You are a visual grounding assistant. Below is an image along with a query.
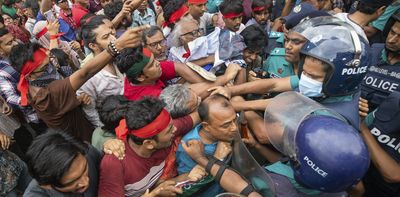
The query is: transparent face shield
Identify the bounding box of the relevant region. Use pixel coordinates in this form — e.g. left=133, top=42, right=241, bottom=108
left=293, top=16, right=363, bottom=67
left=263, top=91, right=347, bottom=159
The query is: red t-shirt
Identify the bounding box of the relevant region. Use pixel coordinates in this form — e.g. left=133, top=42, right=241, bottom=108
left=124, top=61, right=176, bottom=101
left=71, top=4, right=89, bottom=28
left=98, top=116, right=193, bottom=197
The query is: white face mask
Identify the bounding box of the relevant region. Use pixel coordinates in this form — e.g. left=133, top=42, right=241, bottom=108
left=299, top=72, right=324, bottom=97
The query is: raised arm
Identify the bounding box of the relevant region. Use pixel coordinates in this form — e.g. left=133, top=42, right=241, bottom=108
left=69, top=26, right=149, bottom=91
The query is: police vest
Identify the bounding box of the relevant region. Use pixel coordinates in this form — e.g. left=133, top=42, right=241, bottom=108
left=361, top=44, right=400, bottom=111
left=363, top=91, right=400, bottom=197
left=322, top=91, right=361, bottom=130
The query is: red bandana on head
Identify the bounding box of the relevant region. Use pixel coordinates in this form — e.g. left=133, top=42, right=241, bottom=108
left=115, top=109, right=171, bottom=140
left=163, top=4, right=189, bottom=27
left=188, top=0, right=207, bottom=4
left=17, top=48, right=48, bottom=106
left=222, top=12, right=243, bottom=19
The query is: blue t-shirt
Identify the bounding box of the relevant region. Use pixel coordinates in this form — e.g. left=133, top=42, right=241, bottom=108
left=176, top=124, right=218, bottom=174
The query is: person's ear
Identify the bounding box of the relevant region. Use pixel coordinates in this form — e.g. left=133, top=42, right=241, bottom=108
left=88, top=43, right=99, bottom=52
left=0, top=48, right=5, bottom=57
left=143, top=139, right=155, bottom=150
left=136, top=73, right=146, bottom=82
left=201, top=121, right=210, bottom=132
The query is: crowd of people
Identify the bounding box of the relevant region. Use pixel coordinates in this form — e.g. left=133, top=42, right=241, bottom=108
left=0, top=0, right=399, bottom=196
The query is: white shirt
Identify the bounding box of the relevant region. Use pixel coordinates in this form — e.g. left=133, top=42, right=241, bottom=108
left=168, top=29, right=220, bottom=63
left=77, top=65, right=124, bottom=127
left=334, top=13, right=368, bottom=42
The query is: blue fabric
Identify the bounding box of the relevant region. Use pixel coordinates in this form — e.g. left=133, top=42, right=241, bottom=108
left=35, top=13, right=76, bottom=42
left=176, top=124, right=222, bottom=197
left=176, top=124, right=218, bottom=174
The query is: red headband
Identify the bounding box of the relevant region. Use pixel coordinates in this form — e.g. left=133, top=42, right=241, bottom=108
left=163, top=4, right=189, bottom=27
left=36, top=27, right=48, bottom=39
left=17, top=49, right=47, bottom=106
left=222, top=12, right=243, bottom=19
left=188, top=0, right=207, bottom=4
left=252, top=6, right=265, bottom=12
left=115, top=109, right=171, bottom=140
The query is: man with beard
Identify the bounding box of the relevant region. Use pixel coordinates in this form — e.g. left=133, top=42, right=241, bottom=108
left=77, top=15, right=126, bottom=128
left=361, top=10, right=400, bottom=113
left=142, top=26, right=168, bottom=61
left=98, top=97, right=204, bottom=197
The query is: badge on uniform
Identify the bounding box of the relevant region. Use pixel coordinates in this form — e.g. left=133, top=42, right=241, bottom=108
left=293, top=4, right=302, bottom=13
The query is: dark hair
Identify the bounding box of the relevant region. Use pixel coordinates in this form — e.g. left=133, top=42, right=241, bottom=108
left=115, top=47, right=144, bottom=84
left=78, top=14, right=108, bottom=49
left=0, top=27, right=9, bottom=38
left=162, top=0, right=186, bottom=28
left=104, top=0, right=123, bottom=20
left=0, top=14, right=4, bottom=24
left=383, top=9, right=400, bottom=39
left=10, top=42, right=43, bottom=72
left=126, top=97, right=166, bottom=145
left=241, top=24, right=268, bottom=51
left=25, top=131, right=87, bottom=186
left=142, top=25, right=163, bottom=45
left=252, top=0, right=272, bottom=13
left=198, top=94, right=230, bottom=122
left=219, top=0, right=244, bottom=15
left=98, top=95, right=130, bottom=132
left=356, top=1, right=392, bottom=15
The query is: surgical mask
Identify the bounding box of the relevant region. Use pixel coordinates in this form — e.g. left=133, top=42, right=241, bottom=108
left=299, top=72, right=323, bottom=98
left=29, top=63, right=62, bottom=87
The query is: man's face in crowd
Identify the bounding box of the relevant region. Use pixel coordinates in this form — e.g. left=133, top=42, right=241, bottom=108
left=57, top=0, right=70, bottom=11
left=308, top=0, right=330, bottom=10
left=90, top=19, right=116, bottom=53
left=203, top=103, right=238, bottom=142
left=138, top=0, right=148, bottom=12
left=285, top=31, right=307, bottom=63
left=179, top=21, right=202, bottom=47
left=153, top=120, right=177, bottom=149
left=100, top=0, right=112, bottom=7
left=139, top=54, right=163, bottom=83
left=24, top=7, right=35, bottom=18
left=252, top=9, right=269, bottom=25
left=188, top=2, right=207, bottom=19
left=2, top=14, right=13, bottom=26
left=224, top=15, right=242, bottom=32
left=386, top=21, right=400, bottom=53
left=145, top=30, right=167, bottom=61
left=243, top=48, right=261, bottom=65
left=0, top=33, right=18, bottom=57
left=28, top=52, right=51, bottom=81
left=301, top=56, right=327, bottom=82
left=52, top=154, right=90, bottom=193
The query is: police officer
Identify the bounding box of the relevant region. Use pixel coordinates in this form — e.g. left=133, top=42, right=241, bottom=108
left=361, top=10, right=400, bottom=112
left=209, top=16, right=371, bottom=143
left=263, top=3, right=330, bottom=79
left=360, top=91, right=400, bottom=197
left=258, top=92, right=370, bottom=196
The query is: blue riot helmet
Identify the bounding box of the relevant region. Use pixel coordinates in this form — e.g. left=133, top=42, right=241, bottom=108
left=294, top=115, right=370, bottom=192
left=293, top=16, right=371, bottom=97
left=264, top=91, right=370, bottom=192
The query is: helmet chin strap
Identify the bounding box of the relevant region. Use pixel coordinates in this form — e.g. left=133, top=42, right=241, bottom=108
left=349, top=30, right=362, bottom=67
